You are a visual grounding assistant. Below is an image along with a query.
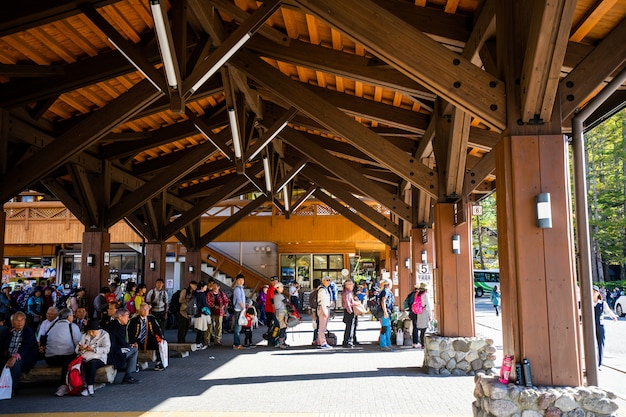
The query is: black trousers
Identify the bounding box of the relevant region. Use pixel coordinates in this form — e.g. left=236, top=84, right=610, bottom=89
left=343, top=312, right=358, bottom=345
left=83, top=359, right=106, bottom=385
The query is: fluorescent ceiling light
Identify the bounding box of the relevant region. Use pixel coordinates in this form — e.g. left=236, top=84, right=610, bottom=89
left=248, top=120, right=288, bottom=161
left=263, top=156, right=272, bottom=193
left=228, top=108, right=242, bottom=159
left=283, top=188, right=290, bottom=213
left=150, top=0, right=178, bottom=89
left=107, top=37, right=161, bottom=91
left=276, top=163, right=306, bottom=193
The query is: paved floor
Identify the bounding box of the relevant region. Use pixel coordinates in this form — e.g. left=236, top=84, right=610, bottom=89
left=3, top=312, right=625, bottom=417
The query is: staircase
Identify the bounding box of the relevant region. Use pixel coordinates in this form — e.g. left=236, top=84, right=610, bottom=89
left=201, top=246, right=271, bottom=292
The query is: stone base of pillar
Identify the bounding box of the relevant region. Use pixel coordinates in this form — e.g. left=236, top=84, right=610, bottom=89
left=423, top=335, right=497, bottom=376
left=473, top=374, right=619, bottom=417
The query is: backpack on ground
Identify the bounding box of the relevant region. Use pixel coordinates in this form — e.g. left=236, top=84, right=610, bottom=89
left=65, top=355, right=85, bottom=395
left=325, top=331, right=337, bottom=346
left=169, top=290, right=181, bottom=315
left=411, top=293, right=424, bottom=315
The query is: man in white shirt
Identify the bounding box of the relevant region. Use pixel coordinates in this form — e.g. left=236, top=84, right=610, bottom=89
left=37, top=306, right=59, bottom=346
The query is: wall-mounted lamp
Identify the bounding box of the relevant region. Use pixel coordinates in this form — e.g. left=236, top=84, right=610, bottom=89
left=452, top=234, right=461, bottom=255
left=188, top=265, right=194, bottom=273
left=421, top=250, right=427, bottom=265
left=86, top=253, right=95, bottom=266
left=536, top=192, right=552, bottom=229
left=103, top=252, right=110, bottom=266
left=404, top=258, right=411, bottom=269
left=266, top=246, right=271, bottom=253
left=149, top=261, right=156, bottom=271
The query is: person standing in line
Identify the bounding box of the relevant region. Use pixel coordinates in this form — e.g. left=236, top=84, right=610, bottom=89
left=264, top=276, right=279, bottom=347
left=273, top=282, right=289, bottom=349
left=593, top=285, right=618, bottom=369
left=232, top=274, right=246, bottom=350
left=256, top=285, right=268, bottom=326
left=491, top=285, right=501, bottom=317
left=146, top=278, right=168, bottom=333
left=310, top=279, right=322, bottom=346
left=207, top=280, right=229, bottom=346
left=342, top=279, right=359, bottom=347
left=414, top=283, right=431, bottom=349
left=378, top=279, right=394, bottom=351
left=193, top=282, right=210, bottom=350
left=177, top=281, right=198, bottom=343
left=316, top=276, right=333, bottom=349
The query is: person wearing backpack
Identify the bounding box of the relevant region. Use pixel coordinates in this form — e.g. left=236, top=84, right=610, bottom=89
left=177, top=281, right=198, bottom=343
left=403, top=284, right=420, bottom=348
left=413, top=282, right=431, bottom=349
left=123, top=282, right=137, bottom=314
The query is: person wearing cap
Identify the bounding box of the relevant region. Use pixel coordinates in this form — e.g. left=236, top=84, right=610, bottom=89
left=74, top=319, right=111, bottom=396
left=593, top=285, right=618, bottom=369
left=264, top=276, right=279, bottom=347
left=378, top=279, right=395, bottom=351
left=273, top=282, right=289, bottom=349
left=0, top=284, right=13, bottom=320
left=317, top=276, right=333, bottom=349
left=341, top=279, right=359, bottom=348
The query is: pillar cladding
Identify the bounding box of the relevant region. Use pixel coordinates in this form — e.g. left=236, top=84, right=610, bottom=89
left=184, top=250, right=202, bottom=285
left=81, top=230, right=111, bottom=315
left=144, top=242, right=165, bottom=290
left=398, top=240, right=412, bottom=309
left=433, top=203, right=475, bottom=337
left=495, top=135, right=581, bottom=386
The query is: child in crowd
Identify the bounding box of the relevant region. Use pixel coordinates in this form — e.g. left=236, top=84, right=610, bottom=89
left=243, top=307, right=256, bottom=347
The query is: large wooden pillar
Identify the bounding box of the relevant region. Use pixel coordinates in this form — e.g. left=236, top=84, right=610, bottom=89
left=433, top=203, right=474, bottom=337
left=185, top=250, right=202, bottom=284
left=144, top=242, right=165, bottom=290
left=397, top=239, right=412, bottom=309
left=81, top=230, right=111, bottom=313
left=495, top=135, right=581, bottom=386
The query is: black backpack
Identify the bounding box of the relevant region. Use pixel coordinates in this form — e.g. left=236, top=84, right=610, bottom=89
left=309, top=288, right=319, bottom=309
left=169, top=290, right=181, bottom=315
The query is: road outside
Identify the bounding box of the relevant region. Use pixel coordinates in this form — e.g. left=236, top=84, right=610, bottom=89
left=473, top=295, right=626, bottom=401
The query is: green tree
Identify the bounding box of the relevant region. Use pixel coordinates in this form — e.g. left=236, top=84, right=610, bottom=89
left=472, top=192, right=498, bottom=270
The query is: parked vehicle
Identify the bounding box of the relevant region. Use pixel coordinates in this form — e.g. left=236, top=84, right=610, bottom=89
left=474, top=269, right=500, bottom=297
left=614, top=295, right=626, bottom=317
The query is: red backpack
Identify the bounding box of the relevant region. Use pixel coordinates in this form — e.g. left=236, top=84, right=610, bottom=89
left=66, top=355, right=85, bottom=395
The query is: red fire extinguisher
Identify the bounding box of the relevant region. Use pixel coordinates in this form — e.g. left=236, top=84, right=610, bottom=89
left=499, top=354, right=514, bottom=384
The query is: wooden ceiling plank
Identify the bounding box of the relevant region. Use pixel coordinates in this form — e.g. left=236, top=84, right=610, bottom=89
left=560, top=18, right=626, bottom=120
left=53, top=21, right=99, bottom=57
left=278, top=126, right=414, bottom=223
left=0, top=0, right=122, bottom=37
left=199, top=194, right=270, bottom=246
left=105, top=140, right=221, bottom=227
left=303, top=166, right=401, bottom=238
left=0, top=79, right=162, bottom=202
left=520, top=0, right=576, bottom=122
left=569, top=0, right=618, bottom=42
left=231, top=50, right=438, bottom=200
left=314, top=189, right=392, bottom=245
left=188, top=0, right=225, bottom=44
left=101, top=4, right=141, bottom=43
left=246, top=36, right=435, bottom=102
left=2, top=35, right=52, bottom=65
left=162, top=172, right=252, bottom=239
left=293, top=0, right=506, bottom=131
left=28, top=27, right=76, bottom=63
left=80, top=3, right=167, bottom=93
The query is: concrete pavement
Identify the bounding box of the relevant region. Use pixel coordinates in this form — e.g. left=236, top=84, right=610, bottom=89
left=3, top=310, right=624, bottom=417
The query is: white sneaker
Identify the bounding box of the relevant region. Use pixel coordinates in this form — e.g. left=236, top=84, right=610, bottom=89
left=55, top=385, right=69, bottom=397
left=196, top=343, right=207, bottom=350
left=87, top=385, right=95, bottom=395
left=80, top=388, right=89, bottom=397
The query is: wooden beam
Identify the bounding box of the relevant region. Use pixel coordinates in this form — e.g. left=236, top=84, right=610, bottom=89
left=162, top=172, right=253, bottom=240
left=0, top=80, right=162, bottom=202
left=444, top=107, right=471, bottom=197
left=302, top=166, right=401, bottom=238
left=292, top=0, right=506, bottom=131
left=69, top=164, right=100, bottom=226
left=278, top=127, right=414, bottom=223
left=560, top=18, right=626, bottom=120
left=314, top=189, right=392, bottom=245
left=519, top=0, right=576, bottom=122
left=199, top=195, right=270, bottom=246
left=41, top=178, right=89, bottom=225
left=231, top=50, right=438, bottom=200
left=569, top=0, right=618, bottom=42
left=105, top=141, right=221, bottom=227
left=463, top=149, right=495, bottom=196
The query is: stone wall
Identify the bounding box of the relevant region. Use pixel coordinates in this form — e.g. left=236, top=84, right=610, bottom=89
left=423, top=335, right=497, bottom=376
left=473, top=374, right=619, bottom=417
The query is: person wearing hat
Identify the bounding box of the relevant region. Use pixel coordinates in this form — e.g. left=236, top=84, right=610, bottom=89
left=264, top=276, right=280, bottom=347
left=593, top=285, right=618, bottom=369
left=273, top=282, right=289, bottom=349
left=316, top=276, right=333, bottom=349
left=74, top=319, right=111, bottom=396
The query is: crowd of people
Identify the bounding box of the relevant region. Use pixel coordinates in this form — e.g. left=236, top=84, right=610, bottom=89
left=1, top=273, right=439, bottom=399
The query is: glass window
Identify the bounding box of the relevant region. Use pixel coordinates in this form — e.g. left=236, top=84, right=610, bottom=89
left=329, top=255, right=343, bottom=269
left=313, top=255, right=327, bottom=269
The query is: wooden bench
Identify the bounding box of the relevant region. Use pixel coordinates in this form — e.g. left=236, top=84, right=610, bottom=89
left=21, top=363, right=117, bottom=384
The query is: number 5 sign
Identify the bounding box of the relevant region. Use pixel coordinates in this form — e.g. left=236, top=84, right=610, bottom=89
left=417, top=264, right=430, bottom=274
